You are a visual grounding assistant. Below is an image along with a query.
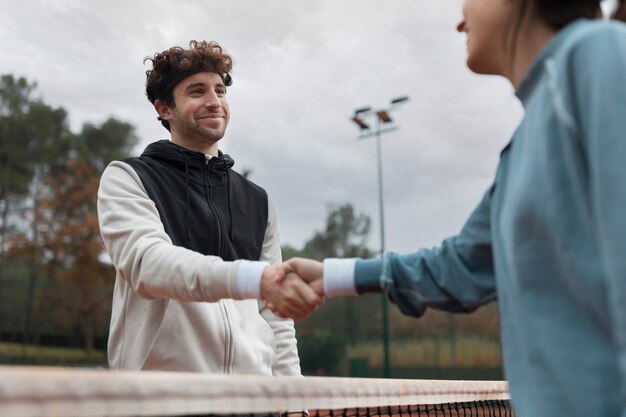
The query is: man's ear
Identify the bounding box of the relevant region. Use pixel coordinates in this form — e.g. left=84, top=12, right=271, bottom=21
left=154, top=99, right=172, bottom=121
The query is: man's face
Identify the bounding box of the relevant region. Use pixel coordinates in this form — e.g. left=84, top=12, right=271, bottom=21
left=161, top=71, right=230, bottom=151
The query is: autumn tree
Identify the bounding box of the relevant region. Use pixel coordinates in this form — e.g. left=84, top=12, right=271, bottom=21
left=29, top=117, right=138, bottom=354
left=2, top=73, right=138, bottom=353
left=0, top=74, right=71, bottom=342
left=38, top=160, right=112, bottom=356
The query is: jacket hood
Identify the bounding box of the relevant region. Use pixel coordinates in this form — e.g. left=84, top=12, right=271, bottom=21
left=139, top=139, right=237, bottom=240
left=141, top=139, right=235, bottom=171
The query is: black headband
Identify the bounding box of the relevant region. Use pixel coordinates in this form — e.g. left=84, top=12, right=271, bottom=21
left=156, top=70, right=232, bottom=103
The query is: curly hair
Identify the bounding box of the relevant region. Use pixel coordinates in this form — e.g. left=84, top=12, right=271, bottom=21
left=144, top=40, right=233, bottom=131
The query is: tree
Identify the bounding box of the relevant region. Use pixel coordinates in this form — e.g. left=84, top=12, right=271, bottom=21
left=297, top=330, right=347, bottom=375
left=75, top=118, right=138, bottom=173
left=280, top=244, right=301, bottom=261
left=1, top=73, right=139, bottom=352
left=0, top=74, right=71, bottom=224
left=0, top=74, right=72, bottom=342
left=37, top=160, right=114, bottom=356
left=29, top=118, right=138, bottom=353
left=286, top=202, right=503, bottom=373
left=283, top=203, right=375, bottom=373
left=298, top=203, right=373, bottom=261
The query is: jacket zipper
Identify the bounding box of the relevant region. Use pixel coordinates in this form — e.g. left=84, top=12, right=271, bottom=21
left=204, top=161, right=233, bottom=372
left=204, top=162, right=225, bottom=255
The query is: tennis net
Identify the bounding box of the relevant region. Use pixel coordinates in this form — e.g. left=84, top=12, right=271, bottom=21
left=0, top=366, right=514, bottom=417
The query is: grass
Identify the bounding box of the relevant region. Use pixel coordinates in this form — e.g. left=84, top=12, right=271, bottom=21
left=0, top=336, right=502, bottom=369
left=0, top=342, right=107, bottom=367
left=346, top=336, right=503, bottom=368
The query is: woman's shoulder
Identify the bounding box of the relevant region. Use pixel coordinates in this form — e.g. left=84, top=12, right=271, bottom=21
left=563, top=18, right=626, bottom=50
left=548, top=18, right=626, bottom=78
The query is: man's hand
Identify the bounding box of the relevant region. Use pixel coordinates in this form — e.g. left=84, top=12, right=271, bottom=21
left=261, top=258, right=325, bottom=320
left=283, top=257, right=323, bottom=296
left=260, top=263, right=323, bottom=321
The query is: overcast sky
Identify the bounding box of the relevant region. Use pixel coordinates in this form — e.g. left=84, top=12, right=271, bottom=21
left=1, top=0, right=529, bottom=254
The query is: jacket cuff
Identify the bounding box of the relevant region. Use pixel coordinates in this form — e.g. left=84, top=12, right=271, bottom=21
left=322, top=258, right=358, bottom=297
left=354, top=258, right=385, bottom=294
left=236, top=260, right=269, bottom=299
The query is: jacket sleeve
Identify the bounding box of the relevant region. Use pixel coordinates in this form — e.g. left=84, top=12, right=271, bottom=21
left=355, top=186, right=498, bottom=318
left=97, top=161, right=246, bottom=302
left=573, top=26, right=626, bottom=416
left=257, top=197, right=302, bottom=376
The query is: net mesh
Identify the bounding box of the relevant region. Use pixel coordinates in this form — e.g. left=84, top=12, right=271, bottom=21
left=308, top=402, right=514, bottom=417
left=0, top=366, right=515, bottom=417
left=204, top=402, right=515, bottom=417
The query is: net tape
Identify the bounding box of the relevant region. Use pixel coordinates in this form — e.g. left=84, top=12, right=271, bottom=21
left=0, top=366, right=514, bottom=417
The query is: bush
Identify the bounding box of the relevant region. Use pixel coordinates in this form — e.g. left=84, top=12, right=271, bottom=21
left=297, top=331, right=347, bottom=376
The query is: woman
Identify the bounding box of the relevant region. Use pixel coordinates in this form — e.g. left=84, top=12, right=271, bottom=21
left=273, top=1, right=626, bottom=416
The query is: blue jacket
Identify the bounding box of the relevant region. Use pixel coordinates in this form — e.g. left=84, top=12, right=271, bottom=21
left=354, top=19, right=626, bottom=417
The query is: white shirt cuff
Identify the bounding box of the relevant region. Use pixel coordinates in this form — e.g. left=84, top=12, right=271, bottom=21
left=236, top=260, right=269, bottom=299
left=323, top=258, right=358, bottom=297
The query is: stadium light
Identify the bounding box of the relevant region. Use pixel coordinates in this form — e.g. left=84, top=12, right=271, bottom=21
left=348, top=96, right=409, bottom=379
left=376, top=110, right=392, bottom=123
left=391, top=96, right=409, bottom=105
left=351, top=115, right=370, bottom=130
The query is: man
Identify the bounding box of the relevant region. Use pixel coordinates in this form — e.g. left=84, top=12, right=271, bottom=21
left=97, top=40, right=321, bottom=374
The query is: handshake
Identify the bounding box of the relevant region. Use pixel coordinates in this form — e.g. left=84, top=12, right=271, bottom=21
left=260, top=257, right=325, bottom=321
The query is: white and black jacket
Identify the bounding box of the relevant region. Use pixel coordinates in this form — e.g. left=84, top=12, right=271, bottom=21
left=97, top=139, right=300, bottom=375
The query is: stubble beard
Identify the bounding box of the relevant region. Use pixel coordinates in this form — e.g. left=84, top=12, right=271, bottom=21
left=174, top=110, right=227, bottom=149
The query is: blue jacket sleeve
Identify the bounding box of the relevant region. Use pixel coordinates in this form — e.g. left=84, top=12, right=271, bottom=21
left=355, top=185, right=497, bottom=317
left=573, top=23, right=626, bottom=416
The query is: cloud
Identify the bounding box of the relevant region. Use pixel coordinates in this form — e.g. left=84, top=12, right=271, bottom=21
left=0, top=0, right=523, bottom=253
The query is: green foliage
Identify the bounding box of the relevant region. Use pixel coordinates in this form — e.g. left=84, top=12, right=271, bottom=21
left=347, top=335, right=503, bottom=368
left=283, top=203, right=374, bottom=260
left=0, top=73, right=139, bottom=355
left=0, top=73, right=72, bottom=250
left=0, top=74, right=71, bottom=202
left=0, top=342, right=106, bottom=366
left=285, top=203, right=375, bottom=373
left=285, top=202, right=503, bottom=375
left=280, top=244, right=301, bottom=261
left=297, top=331, right=347, bottom=376
left=302, top=203, right=373, bottom=260
left=0, top=261, right=30, bottom=336
left=76, top=118, right=138, bottom=173
left=0, top=73, right=504, bottom=371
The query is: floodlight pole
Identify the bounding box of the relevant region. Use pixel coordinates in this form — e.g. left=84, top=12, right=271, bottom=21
left=374, top=115, right=391, bottom=380
left=350, top=96, right=408, bottom=379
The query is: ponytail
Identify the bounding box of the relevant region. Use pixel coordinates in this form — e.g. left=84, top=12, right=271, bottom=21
left=613, top=0, right=626, bottom=22
left=532, top=1, right=601, bottom=30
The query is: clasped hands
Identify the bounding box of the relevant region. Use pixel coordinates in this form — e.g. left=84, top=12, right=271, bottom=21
left=260, top=257, right=324, bottom=320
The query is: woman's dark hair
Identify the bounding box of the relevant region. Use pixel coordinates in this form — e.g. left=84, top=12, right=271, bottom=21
left=532, top=0, right=601, bottom=30
left=614, top=1, right=626, bottom=20
left=507, top=0, right=625, bottom=73
left=144, top=40, right=233, bottom=131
